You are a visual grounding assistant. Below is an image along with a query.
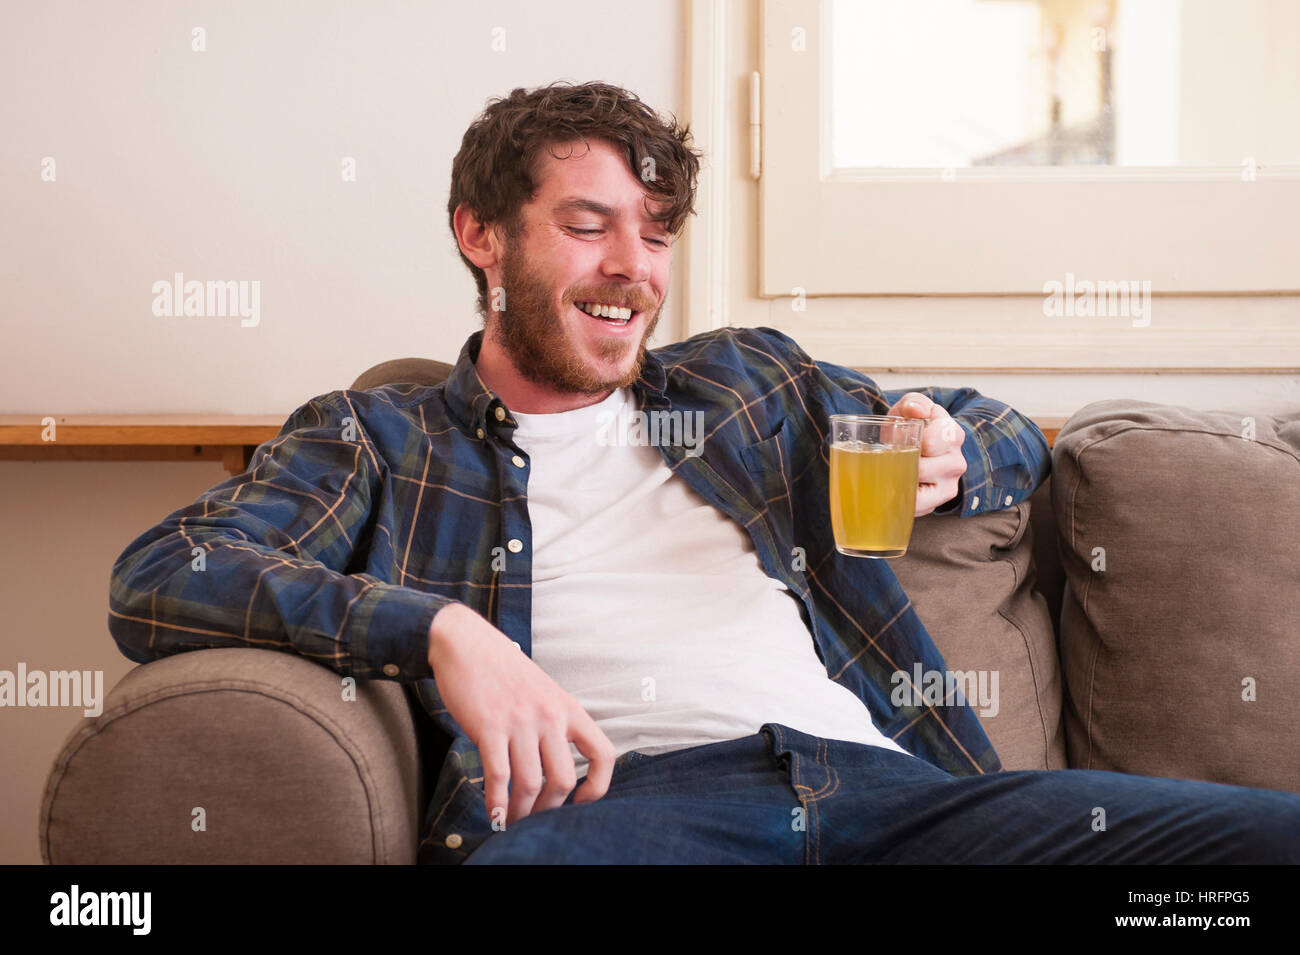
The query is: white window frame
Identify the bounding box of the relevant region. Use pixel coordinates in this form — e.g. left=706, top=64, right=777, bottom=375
left=679, top=0, right=1300, bottom=371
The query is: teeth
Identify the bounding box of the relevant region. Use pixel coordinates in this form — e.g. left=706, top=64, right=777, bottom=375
left=577, top=301, right=633, bottom=323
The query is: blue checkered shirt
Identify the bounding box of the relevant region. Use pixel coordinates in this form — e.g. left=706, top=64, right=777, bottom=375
left=109, top=325, right=1052, bottom=863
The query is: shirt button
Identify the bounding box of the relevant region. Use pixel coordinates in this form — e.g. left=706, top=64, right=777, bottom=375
left=1004, top=494, right=1013, bottom=506
left=382, top=663, right=399, bottom=677
left=475, top=428, right=484, bottom=439
left=972, top=495, right=980, bottom=510
left=507, top=538, right=523, bottom=553
left=511, top=454, right=525, bottom=468
left=494, top=406, right=506, bottom=421
left=444, top=833, right=463, bottom=849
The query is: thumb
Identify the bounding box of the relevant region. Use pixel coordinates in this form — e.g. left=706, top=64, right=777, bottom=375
left=896, top=394, right=933, bottom=418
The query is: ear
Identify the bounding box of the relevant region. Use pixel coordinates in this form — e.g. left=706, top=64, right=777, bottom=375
left=453, top=204, right=506, bottom=271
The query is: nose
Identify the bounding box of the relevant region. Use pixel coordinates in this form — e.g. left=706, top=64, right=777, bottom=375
left=601, top=225, right=652, bottom=286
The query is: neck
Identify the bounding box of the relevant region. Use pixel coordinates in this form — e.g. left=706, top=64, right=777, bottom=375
left=474, top=333, right=614, bottom=414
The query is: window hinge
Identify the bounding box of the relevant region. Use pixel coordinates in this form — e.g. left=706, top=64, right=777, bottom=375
left=749, top=71, right=761, bottom=180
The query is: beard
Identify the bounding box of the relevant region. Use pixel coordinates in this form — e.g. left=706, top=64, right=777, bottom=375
left=486, top=232, right=662, bottom=396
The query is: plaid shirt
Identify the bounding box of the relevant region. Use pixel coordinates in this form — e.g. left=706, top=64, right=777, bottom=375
left=109, top=325, right=1051, bottom=864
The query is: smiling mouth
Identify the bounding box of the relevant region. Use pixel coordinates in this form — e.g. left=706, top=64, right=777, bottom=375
left=573, top=300, right=642, bottom=329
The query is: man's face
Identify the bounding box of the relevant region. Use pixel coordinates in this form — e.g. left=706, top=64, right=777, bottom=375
left=486, top=138, right=671, bottom=396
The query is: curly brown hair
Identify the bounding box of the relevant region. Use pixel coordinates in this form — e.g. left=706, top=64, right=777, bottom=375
left=447, top=81, right=704, bottom=319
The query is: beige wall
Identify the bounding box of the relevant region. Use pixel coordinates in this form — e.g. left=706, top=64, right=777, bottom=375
left=0, top=1, right=686, bottom=413
left=0, top=0, right=683, bottom=865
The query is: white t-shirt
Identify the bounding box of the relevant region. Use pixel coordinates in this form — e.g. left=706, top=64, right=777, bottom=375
left=508, top=386, right=912, bottom=779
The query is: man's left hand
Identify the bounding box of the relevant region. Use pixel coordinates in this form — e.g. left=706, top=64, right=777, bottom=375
left=884, top=393, right=967, bottom=517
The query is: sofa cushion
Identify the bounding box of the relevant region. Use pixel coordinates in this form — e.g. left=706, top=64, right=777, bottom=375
left=891, top=494, right=1067, bottom=771
left=1052, top=399, right=1300, bottom=793
left=351, top=357, right=452, bottom=391
left=1028, top=477, right=1067, bottom=639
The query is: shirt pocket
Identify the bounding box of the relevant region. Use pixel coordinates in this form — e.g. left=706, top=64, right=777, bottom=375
left=738, top=418, right=796, bottom=532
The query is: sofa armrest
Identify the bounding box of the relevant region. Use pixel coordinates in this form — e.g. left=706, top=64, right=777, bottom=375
left=40, top=647, right=422, bottom=864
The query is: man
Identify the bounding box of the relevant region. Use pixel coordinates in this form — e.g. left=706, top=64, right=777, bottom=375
left=110, top=81, right=1300, bottom=864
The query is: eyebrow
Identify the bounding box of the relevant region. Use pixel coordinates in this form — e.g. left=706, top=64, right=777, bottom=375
left=553, top=196, right=671, bottom=230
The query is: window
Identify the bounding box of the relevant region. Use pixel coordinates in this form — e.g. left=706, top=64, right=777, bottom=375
left=759, top=0, right=1300, bottom=296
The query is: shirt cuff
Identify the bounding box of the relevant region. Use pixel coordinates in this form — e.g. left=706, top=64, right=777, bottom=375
left=347, top=582, right=458, bottom=681
left=930, top=417, right=1002, bottom=517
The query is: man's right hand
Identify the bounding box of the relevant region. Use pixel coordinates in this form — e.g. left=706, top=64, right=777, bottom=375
left=426, top=602, right=617, bottom=827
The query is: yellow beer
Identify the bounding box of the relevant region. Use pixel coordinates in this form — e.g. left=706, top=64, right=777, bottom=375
left=829, top=441, right=920, bottom=558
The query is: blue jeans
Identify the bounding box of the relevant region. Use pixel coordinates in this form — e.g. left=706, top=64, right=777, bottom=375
left=464, top=722, right=1300, bottom=864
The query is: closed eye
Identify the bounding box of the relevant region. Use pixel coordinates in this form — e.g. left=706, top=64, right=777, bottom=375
left=568, top=228, right=669, bottom=248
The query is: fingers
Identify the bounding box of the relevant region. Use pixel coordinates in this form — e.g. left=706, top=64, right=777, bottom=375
left=917, top=449, right=965, bottom=504
left=915, top=481, right=956, bottom=516
left=887, top=394, right=958, bottom=451
left=569, top=717, right=616, bottom=806
left=888, top=392, right=933, bottom=419
left=479, top=732, right=511, bottom=829
left=879, top=394, right=966, bottom=516
left=887, top=395, right=962, bottom=448
left=917, top=443, right=967, bottom=483
left=534, top=727, right=579, bottom=814
left=506, top=733, right=545, bottom=825
left=916, top=444, right=965, bottom=515
left=921, top=415, right=964, bottom=457
left=486, top=715, right=595, bottom=827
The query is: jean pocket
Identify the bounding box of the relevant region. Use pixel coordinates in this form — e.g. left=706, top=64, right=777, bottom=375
left=616, top=750, right=653, bottom=771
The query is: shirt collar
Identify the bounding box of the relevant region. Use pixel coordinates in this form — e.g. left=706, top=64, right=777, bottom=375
left=443, top=329, right=670, bottom=440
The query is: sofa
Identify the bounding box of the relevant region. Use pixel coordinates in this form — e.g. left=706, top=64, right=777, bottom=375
left=39, top=358, right=1300, bottom=863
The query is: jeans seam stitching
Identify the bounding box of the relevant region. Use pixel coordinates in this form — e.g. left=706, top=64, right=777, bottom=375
left=804, top=737, right=837, bottom=800
left=772, top=724, right=815, bottom=865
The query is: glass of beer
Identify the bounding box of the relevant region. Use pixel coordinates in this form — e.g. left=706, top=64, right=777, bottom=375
left=829, top=414, right=925, bottom=558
